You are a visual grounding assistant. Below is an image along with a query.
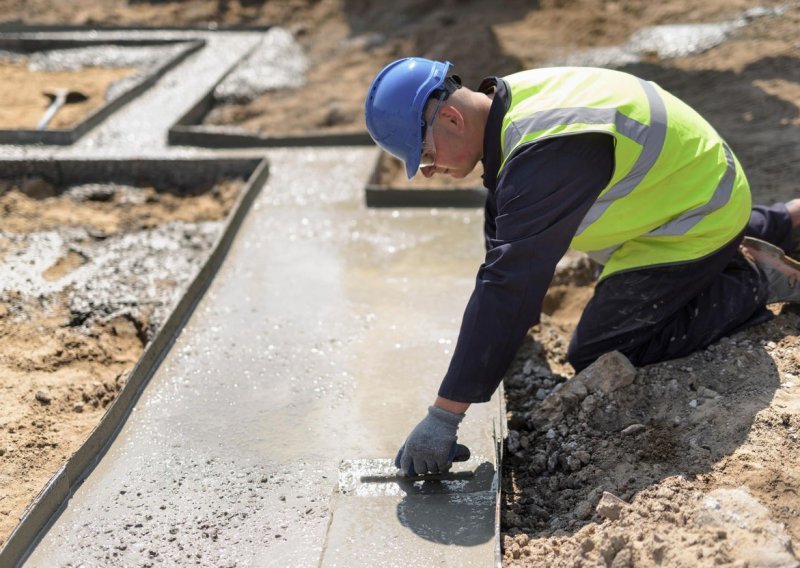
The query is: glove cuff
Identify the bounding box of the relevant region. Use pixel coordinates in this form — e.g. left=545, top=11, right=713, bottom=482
left=427, top=405, right=465, bottom=427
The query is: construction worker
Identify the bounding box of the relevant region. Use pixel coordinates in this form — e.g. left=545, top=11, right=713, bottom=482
left=364, top=57, right=800, bottom=477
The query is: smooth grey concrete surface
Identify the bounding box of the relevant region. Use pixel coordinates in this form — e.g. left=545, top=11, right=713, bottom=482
left=24, top=147, right=500, bottom=567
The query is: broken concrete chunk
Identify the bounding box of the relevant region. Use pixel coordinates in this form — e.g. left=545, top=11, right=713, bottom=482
left=580, top=351, right=636, bottom=395
left=596, top=491, right=628, bottom=520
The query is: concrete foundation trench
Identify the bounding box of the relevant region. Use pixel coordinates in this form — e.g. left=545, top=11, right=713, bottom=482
left=1, top=6, right=799, bottom=567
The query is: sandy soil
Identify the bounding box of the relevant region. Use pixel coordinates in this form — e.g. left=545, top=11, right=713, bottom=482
left=0, top=1, right=799, bottom=564
left=0, top=61, right=134, bottom=129
left=0, top=178, right=242, bottom=545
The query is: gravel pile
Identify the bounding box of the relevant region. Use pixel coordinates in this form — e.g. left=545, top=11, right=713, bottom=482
left=501, top=259, right=800, bottom=566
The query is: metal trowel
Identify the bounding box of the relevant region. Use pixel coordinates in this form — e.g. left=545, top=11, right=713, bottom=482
left=338, top=444, right=475, bottom=497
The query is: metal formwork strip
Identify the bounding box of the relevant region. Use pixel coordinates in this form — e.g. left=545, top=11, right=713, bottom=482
left=364, top=152, right=487, bottom=208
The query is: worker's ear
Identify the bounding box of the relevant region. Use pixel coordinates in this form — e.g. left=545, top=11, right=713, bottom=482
left=440, top=104, right=464, bottom=132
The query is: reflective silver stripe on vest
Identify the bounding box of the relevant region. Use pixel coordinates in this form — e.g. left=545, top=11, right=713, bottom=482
left=503, top=107, right=649, bottom=153
left=575, top=79, right=668, bottom=236
left=646, top=145, right=736, bottom=237
left=587, top=243, right=621, bottom=265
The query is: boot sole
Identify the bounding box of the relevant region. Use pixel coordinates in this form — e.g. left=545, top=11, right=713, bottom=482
left=741, top=236, right=800, bottom=278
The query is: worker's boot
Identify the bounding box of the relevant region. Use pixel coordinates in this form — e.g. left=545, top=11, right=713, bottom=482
left=741, top=236, right=800, bottom=304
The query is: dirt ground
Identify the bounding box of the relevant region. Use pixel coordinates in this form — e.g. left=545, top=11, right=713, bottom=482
left=0, top=61, right=135, bottom=129
left=1, top=0, right=799, bottom=564
left=0, top=178, right=242, bottom=545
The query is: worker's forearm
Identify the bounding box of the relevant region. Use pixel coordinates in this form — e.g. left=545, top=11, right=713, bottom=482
left=434, top=396, right=470, bottom=414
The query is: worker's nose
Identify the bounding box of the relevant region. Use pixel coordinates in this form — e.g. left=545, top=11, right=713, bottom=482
left=420, top=165, right=436, bottom=178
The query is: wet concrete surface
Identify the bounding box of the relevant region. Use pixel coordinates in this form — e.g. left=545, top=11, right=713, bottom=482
left=23, top=147, right=499, bottom=566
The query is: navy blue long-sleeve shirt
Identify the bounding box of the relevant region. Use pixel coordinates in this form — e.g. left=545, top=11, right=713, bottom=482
left=437, top=77, right=615, bottom=403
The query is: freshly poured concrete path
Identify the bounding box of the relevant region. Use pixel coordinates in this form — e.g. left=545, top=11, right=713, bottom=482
left=25, top=147, right=500, bottom=566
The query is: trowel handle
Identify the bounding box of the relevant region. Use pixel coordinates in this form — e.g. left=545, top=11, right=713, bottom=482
left=449, top=443, right=471, bottom=463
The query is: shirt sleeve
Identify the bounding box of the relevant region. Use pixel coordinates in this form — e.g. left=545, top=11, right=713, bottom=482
left=437, top=133, right=615, bottom=403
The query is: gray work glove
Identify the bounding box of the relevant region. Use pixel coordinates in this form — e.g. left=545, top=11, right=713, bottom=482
left=394, top=406, right=470, bottom=476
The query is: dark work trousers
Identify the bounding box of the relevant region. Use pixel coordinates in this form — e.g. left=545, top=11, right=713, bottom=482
left=567, top=203, right=793, bottom=372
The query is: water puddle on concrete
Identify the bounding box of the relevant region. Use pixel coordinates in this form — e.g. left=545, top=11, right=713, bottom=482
left=25, top=147, right=498, bottom=567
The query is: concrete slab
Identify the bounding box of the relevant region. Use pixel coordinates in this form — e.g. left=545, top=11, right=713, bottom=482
left=22, top=147, right=500, bottom=567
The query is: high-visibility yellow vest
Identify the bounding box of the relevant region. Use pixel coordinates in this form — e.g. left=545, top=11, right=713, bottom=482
left=499, top=67, right=751, bottom=279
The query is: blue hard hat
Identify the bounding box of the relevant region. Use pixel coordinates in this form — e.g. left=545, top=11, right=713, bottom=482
left=365, top=57, right=452, bottom=179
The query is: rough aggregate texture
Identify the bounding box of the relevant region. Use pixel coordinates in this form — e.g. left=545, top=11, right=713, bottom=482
left=502, top=256, right=800, bottom=566
left=0, top=178, right=243, bottom=545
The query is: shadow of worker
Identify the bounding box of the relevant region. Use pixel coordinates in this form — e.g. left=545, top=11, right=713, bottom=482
left=394, top=460, right=497, bottom=546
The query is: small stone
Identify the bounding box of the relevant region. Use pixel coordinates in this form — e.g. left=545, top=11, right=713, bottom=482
left=575, top=499, right=593, bottom=520
left=699, top=387, right=719, bottom=398
left=579, top=351, right=636, bottom=395
left=73, top=403, right=84, bottom=413
left=35, top=390, right=52, bottom=404
left=621, top=423, right=645, bottom=436
left=596, top=491, right=628, bottom=520
left=514, top=533, right=529, bottom=547
left=556, top=378, right=589, bottom=409
left=566, top=455, right=583, bottom=472
left=522, top=359, right=536, bottom=376
left=528, top=453, right=547, bottom=474
left=0, top=447, right=6, bottom=457
left=689, top=399, right=698, bottom=408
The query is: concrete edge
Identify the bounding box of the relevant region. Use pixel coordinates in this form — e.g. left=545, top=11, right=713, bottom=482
left=0, top=37, right=205, bottom=145
left=0, top=156, right=270, bottom=568
left=495, top=385, right=507, bottom=567
left=169, top=127, right=374, bottom=148
left=166, top=39, right=373, bottom=149
left=364, top=152, right=487, bottom=208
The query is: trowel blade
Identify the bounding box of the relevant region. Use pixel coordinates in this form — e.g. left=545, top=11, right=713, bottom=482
left=338, top=458, right=477, bottom=497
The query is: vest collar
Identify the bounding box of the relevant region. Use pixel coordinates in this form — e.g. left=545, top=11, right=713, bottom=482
left=479, top=76, right=510, bottom=192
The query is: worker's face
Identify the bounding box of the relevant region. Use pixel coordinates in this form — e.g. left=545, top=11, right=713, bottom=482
left=418, top=100, right=477, bottom=179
